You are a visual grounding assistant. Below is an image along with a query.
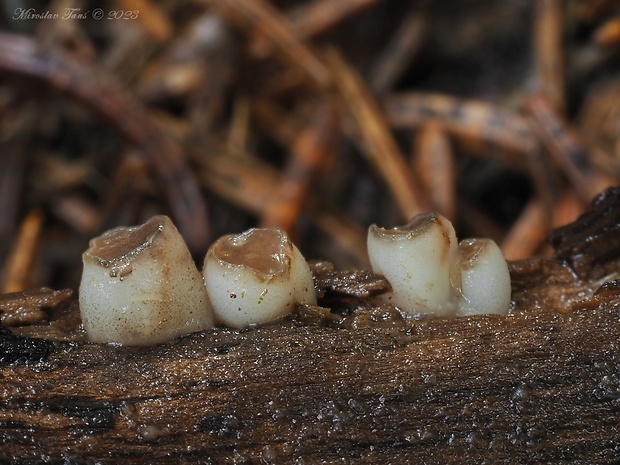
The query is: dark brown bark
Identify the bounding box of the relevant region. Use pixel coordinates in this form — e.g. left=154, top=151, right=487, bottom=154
left=2, top=189, right=620, bottom=464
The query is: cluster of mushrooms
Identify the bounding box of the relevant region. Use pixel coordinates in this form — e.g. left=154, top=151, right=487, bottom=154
left=79, top=213, right=511, bottom=346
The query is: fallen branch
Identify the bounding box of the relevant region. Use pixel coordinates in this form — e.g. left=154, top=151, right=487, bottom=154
left=1, top=188, right=620, bottom=463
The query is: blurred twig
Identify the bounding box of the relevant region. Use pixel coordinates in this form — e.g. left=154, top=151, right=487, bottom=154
left=0, top=31, right=210, bottom=250
left=383, top=92, right=538, bottom=159
left=260, top=103, right=339, bottom=235
left=525, top=94, right=611, bottom=203
left=327, top=49, right=427, bottom=219
left=413, top=122, right=456, bottom=222
left=534, top=0, right=565, bottom=111
left=0, top=0, right=619, bottom=289
left=1, top=209, right=44, bottom=293
left=200, top=0, right=331, bottom=87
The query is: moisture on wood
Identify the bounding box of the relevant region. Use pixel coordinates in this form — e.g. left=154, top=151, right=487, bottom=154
left=2, top=188, right=620, bottom=464
left=549, top=187, right=620, bottom=279
left=0, top=287, right=73, bottom=327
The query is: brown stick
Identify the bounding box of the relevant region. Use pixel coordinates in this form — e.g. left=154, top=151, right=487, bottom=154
left=0, top=32, right=210, bottom=251
left=549, top=186, right=620, bottom=280
left=248, top=0, right=382, bottom=67
left=500, top=198, right=547, bottom=261
left=193, top=149, right=277, bottom=216
left=2, top=299, right=619, bottom=463
left=0, top=210, right=44, bottom=293
left=550, top=189, right=582, bottom=228
left=383, top=92, right=538, bottom=159
left=201, top=0, right=331, bottom=88
left=226, top=94, right=251, bottom=155
left=594, top=17, right=620, bottom=47
left=524, top=94, right=611, bottom=203
left=50, top=194, right=101, bottom=237
left=288, top=0, right=382, bottom=39
left=412, top=122, right=455, bottom=221
left=260, top=103, right=339, bottom=234
left=533, top=0, right=566, bottom=111
left=327, top=50, right=427, bottom=219
left=369, top=9, right=428, bottom=94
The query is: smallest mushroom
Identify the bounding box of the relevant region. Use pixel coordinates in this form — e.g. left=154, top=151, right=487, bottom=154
left=203, top=228, right=316, bottom=328
left=367, top=212, right=511, bottom=317
left=453, top=238, right=511, bottom=316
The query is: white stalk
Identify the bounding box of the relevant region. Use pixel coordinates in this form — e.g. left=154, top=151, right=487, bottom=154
left=203, top=228, right=316, bottom=328
left=79, top=215, right=214, bottom=346
left=367, top=212, right=458, bottom=316
left=455, top=238, right=511, bottom=316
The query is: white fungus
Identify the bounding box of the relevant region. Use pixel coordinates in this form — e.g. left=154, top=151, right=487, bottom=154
left=203, top=228, right=316, bottom=328
left=368, top=212, right=511, bottom=317
left=78, top=210, right=509, bottom=346
left=454, top=238, right=511, bottom=316
left=79, top=215, right=214, bottom=346
left=368, top=212, right=458, bottom=316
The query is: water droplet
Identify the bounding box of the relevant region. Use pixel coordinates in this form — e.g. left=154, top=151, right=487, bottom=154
left=511, top=383, right=529, bottom=401
left=417, top=427, right=436, bottom=441
left=266, top=399, right=282, bottom=421
left=109, top=263, right=133, bottom=280
left=347, top=396, right=367, bottom=414
left=137, top=424, right=165, bottom=442
left=464, top=431, right=488, bottom=448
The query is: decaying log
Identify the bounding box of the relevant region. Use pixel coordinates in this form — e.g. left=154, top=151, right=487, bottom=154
left=2, top=189, right=620, bottom=463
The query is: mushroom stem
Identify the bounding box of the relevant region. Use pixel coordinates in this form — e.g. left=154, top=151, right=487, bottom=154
left=79, top=215, right=213, bottom=346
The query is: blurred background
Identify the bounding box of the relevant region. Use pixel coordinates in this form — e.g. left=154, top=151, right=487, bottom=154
left=0, top=0, right=619, bottom=292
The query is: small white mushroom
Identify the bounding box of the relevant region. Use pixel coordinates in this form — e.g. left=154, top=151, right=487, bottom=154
left=367, top=212, right=512, bottom=317
left=367, top=212, right=458, bottom=316
left=79, top=215, right=214, bottom=346
left=454, top=238, right=511, bottom=316
left=203, top=228, right=316, bottom=328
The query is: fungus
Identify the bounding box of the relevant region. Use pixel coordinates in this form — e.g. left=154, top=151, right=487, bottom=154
left=79, top=215, right=214, bottom=345
left=203, top=228, right=316, bottom=328
left=454, top=238, right=511, bottom=316
left=368, top=212, right=458, bottom=316
left=367, top=212, right=511, bottom=317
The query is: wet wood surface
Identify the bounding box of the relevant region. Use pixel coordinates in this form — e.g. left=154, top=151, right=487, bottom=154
left=1, top=189, right=620, bottom=463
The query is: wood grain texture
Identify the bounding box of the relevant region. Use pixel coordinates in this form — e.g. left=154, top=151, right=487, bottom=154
left=2, top=188, right=620, bottom=464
